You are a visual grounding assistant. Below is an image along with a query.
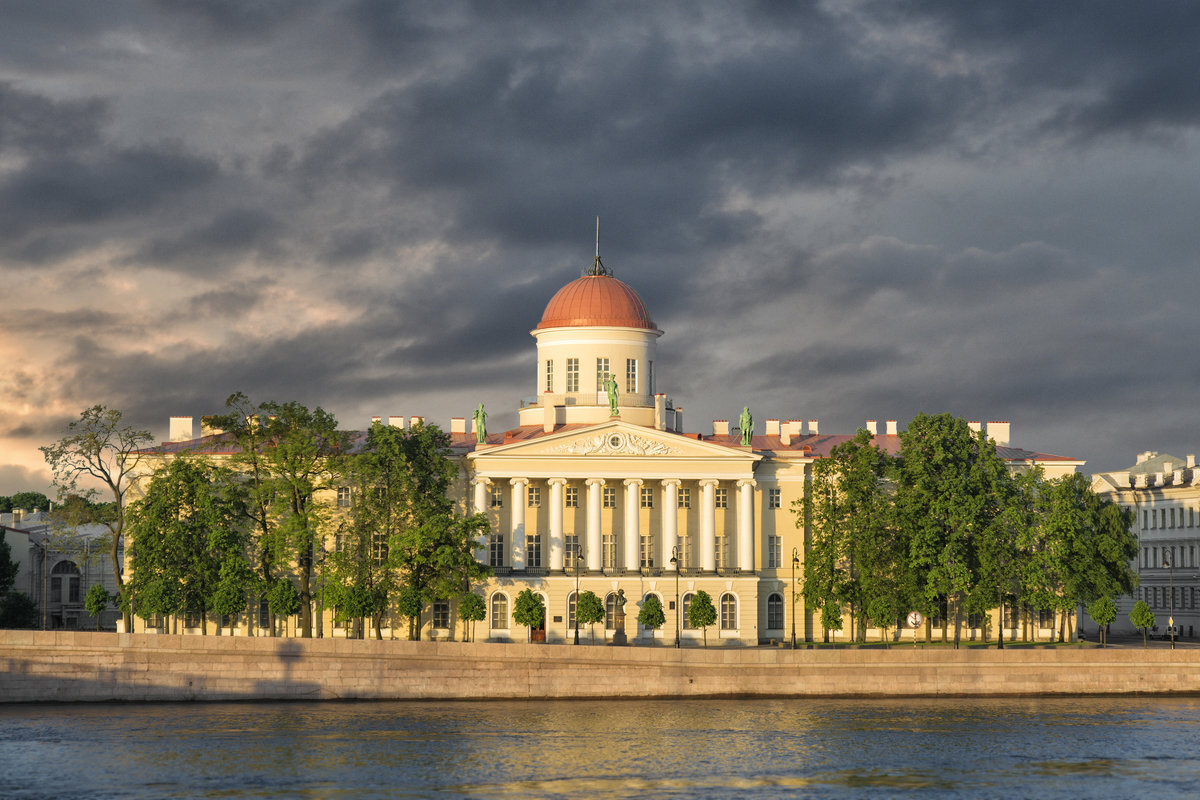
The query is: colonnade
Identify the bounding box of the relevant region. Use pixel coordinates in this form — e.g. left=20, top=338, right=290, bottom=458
left=471, top=476, right=757, bottom=573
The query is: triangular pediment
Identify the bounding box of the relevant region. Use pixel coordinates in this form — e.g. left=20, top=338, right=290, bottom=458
left=470, top=420, right=758, bottom=462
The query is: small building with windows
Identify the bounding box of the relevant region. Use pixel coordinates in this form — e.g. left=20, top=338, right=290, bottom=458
left=1091, top=451, right=1200, bottom=639
left=133, top=254, right=1083, bottom=644
left=1, top=509, right=122, bottom=630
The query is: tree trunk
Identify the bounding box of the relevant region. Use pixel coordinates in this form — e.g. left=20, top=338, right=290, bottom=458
left=1058, top=608, right=1066, bottom=643
left=952, top=594, right=962, bottom=649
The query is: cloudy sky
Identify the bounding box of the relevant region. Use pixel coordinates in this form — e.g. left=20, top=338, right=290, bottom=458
left=3, top=1, right=1200, bottom=495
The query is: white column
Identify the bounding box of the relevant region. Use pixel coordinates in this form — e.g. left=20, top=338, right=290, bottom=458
left=472, top=477, right=491, bottom=562
left=586, top=478, right=604, bottom=571
left=699, top=479, right=718, bottom=572
left=548, top=478, right=566, bottom=573
left=662, top=479, right=680, bottom=570
left=624, top=479, right=642, bottom=572
left=510, top=478, right=528, bottom=571
left=737, top=478, right=756, bottom=572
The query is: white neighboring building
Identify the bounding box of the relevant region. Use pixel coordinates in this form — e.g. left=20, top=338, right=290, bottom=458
left=0, top=509, right=122, bottom=630
left=1091, top=451, right=1200, bottom=639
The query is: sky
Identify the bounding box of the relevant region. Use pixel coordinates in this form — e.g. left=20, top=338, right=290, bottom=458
left=4, top=0, right=1200, bottom=496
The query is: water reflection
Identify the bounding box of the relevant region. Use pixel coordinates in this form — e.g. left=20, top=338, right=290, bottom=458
left=2, top=697, right=1199, bottom=799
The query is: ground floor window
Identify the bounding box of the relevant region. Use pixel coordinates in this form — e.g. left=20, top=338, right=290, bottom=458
left=490, top=593, right=509, bottom=629
left=567, top=592, right=577, bottom=629
left=432, top=599, right=451, bottom=629
left=682, top=592, right=696, bottom=629
left=767, top=593, right=784, bottom=630
left=720, top=593, right=737, bottom=630
left=605, top=592, right=619, bottom=629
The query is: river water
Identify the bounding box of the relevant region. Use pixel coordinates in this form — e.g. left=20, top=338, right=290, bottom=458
left=1, top=697, right=1198, bottom=799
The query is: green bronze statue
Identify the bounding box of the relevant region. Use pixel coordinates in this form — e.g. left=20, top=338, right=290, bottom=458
left=473, top=403, right=487, bottom=443
left=604, top=374, right=619, bottom=416
left=739, top=406, right=753, bottom=446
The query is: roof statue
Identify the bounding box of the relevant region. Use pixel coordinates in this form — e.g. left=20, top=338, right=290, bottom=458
left=739, top=406, right=753, bottom=446
left=605, top=374, right=619, bottom=416
left=473, top=403, right=487, bottom=444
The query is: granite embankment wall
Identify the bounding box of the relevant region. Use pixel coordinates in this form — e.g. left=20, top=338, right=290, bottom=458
left=2, top=630, right=1196, bottom=703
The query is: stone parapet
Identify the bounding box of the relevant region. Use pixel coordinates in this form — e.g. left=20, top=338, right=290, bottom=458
left=1, top=630, right=1196, bottom=703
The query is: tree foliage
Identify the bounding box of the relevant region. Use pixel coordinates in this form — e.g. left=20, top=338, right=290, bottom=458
left=0, top=491, right=52, bottom=513
left=512, top=588, right=545, bottom=641
left=0, top=529, right=39, bottom=629
left=637, top=594, right=665, bottom=633
left=84, top=583, right=111, bottom=631
left=40, top=405, right=154, bottom=631
left=458, top=592, right=486, bottom=642
left=1087, top=596, right=1117, bottom=647
left=1129, top=599, right=1155, bottom=648
left=577, top=590, right=605, bottom=644
left=687, top=590, right=717, bottom=647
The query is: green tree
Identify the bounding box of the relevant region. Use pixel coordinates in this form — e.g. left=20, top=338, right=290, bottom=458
left=265, top=578, right=301, bottom=635
left=458, top=592, right=486, bottom=642
left=126, top=458, right=248, bottom=635
left=394, top=584, right=423, bottom=639
left=0, top=491, right=52, bottom=512
left=637, top=594, right=665, bottom=637
left=1087, top=596, right=1117, bottom=647
left=897, top=413, right=1016, bottom=647
left=512, top=588, right=545, bottom=642
left=211, top=557, right=258, bottom=636
left=41, top=405, right=154, bottom=632
left=687, top=589, right=717, bottom=647
left=211, top=394, right=349, bottom=639
left=1129, top=599, right=1155, bottom=648
left=84, top=583, right=111, bottom=631
left=577, top=590, right=605, bottom=644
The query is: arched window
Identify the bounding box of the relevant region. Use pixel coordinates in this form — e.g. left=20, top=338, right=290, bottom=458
left=567, top=592, right=577, bottom=630
left=605, top=593, right=618, bottom=629
left=490, top=593, right=509, bottom=630
left=767, top=593, right=784, bottom=630
left=720, top=593, right=737, bottom=631
left=51, top=560, right=81, bottom=604
left=682, top=592, right=696, bottom=629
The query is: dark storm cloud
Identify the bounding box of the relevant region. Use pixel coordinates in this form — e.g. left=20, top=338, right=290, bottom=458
left=182, top=283, right=270, bottom=320
left=0, top=307, right=138, bottom=338
left=148, top=0, right=320, bottom=39
left=0, top=83, right=107, bottom=157
left=133, top=207, right=285, bottom=272
left=0, top=145, right=218, bottom=246
left=886, top=1, right=1200, bottom=138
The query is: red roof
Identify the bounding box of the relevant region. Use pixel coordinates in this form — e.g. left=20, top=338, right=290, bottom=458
left=536, top=275, right=656, bottom=330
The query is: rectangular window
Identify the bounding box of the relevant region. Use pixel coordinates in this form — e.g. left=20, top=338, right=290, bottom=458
left=566, top=358, right=579, bottom=392
left=371, top=531, right=388, bottom=566
left=545, top=360, right=553, bottom=393
left=715, top=488, right=728, bottom=508
left=565, top=534, right=580, bottom=565
left=489, top=534, right=504, bottom=568
left=526, top=533, right=542, bottom=568
left=51, top=577, right=62, bottom=604
left=596, top=357, right=610, bottom=393
left=715, top=535, right=727, bottom=568
left=603, top=487, right=616, bottom=508
left=678, top=488, right=691, bottom=509
left=336, top=487, right=352, bottom=508
left=490, top=486, right=504, bottom=508
left=527, top=486, right=541, bottom=508
left=1038, top=608, right=1054, bottom=628
left=432, top=600, right=451, bottom=629
left=602, top=534, right=616, bottom=570
left=564, top=487, right=579, bottom=508
left=768, top=488, right=781, bottom=509
left=626, top=358, right=637, bottom=393
left=640, top=486, right=654, bottom=509
left=1171, top=508, right=1176, bottom=528
left=676, top=535, right=690, bottom=568
left=768, top=535, right=781, bottom=568
left=640, top=534, right=654, bottom=568
left=1143, top=510, right=1149, bottom=530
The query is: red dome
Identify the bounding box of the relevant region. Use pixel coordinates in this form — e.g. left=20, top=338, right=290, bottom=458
left=537, top=275, right=656, bottom=330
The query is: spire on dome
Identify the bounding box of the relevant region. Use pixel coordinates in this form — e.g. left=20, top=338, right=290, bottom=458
left=585, top=216, right=612, bottom=277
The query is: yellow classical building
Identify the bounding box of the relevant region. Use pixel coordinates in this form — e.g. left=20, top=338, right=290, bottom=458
left=132, top=258, right=1083, bottom=644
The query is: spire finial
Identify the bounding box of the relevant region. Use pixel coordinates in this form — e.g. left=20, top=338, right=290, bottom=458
left=586, top=216, right=612, bottom=276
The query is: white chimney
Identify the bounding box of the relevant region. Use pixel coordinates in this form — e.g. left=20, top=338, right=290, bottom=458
left=1188, top=454, right=1196, bottom=469
left=1135, top=474, right=1148, bottom=489
left=409, top=416, right=423, bottom=428
left=866, top=420, right=878, bottom=436
left=886, top=420, right=898, bottom=436
left=987, top=421, right=1010, bottom=447
left=808, top=419, right=819, bottom=435
left=1174, top=470, right=1184, bottom=485
left=169, top=416, right=194, bottom=442
left=713, top=420, right=729, bottom=436
left=389, top=415, right=404, bottom=428
left=654, top=394, right=667, bottom=431
left=968, top=421, right=983, bottom=434
left=451, top=417, right=465, bottom=434
left=675, top=407, right=684, bottom=433
left=766, top=419, right=780, bottom=436
left=371, top=415, right=382, bottom=426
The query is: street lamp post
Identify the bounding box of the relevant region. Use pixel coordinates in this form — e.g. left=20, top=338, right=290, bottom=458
left=791, top=548, right=799, bottom=649
left=1164, top=555, right=1175, bottom=650
left=574, top=553, right=584, bottom=645
left=670, top=545, right=681, bottom=648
